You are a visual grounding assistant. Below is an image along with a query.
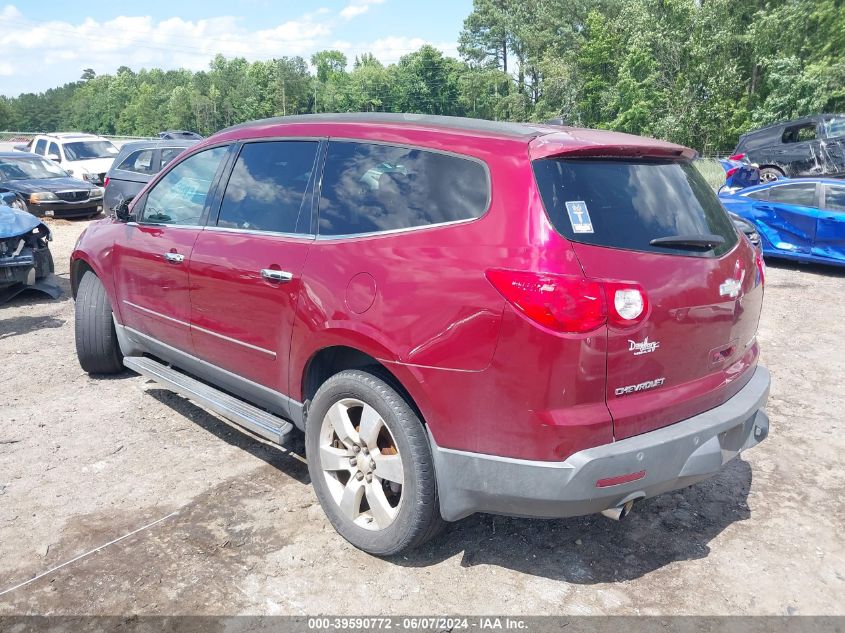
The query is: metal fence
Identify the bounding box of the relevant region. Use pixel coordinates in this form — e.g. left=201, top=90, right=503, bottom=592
left=0, top=131, right=154, bottom=143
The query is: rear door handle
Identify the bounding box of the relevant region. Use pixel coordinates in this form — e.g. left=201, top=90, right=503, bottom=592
left=163, top=252, right=184, bottom=263
left=261, top=268, right=293, bottom=283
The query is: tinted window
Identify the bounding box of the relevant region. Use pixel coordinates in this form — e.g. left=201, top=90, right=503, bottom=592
left=141, top=146, right=227, bottom=226
left=782, top=124, right=818, bottom=143
left=63, top=140, right=118, bottom=160
left=117, top=149, right=155, bottom=174
left=34, top=139, right=47, bottom=155
left=745, top=188, right=769, bottom=201
left=767, top=183, right=817, bottom=207
left=824, top=117, right=845, bottom=139
left=533, top=159, right=738, bottom=257
left=0, top=156, right=67, bottom=180
left=160, top=147, right=184, bottom=169
left=217, top=141, right=318, bottom=234
left=738, top=127, right=782, bottom=151
left=318, top=142, right=489, bottom=236
left=48, top=142, right=61, bottom=161
left=825, top=186, right=845, bottom=213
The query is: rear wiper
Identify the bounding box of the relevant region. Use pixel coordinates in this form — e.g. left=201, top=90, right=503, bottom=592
left=650, top=234, right=725, bottom=249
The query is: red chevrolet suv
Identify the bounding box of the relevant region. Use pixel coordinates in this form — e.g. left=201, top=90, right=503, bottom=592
left=71, top=114, right=770, bottom=555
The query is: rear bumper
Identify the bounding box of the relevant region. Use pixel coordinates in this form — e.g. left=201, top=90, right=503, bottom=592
left=431, top=365, right=771, bottom=521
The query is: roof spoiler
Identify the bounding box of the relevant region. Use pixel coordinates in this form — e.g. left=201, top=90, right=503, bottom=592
left=529, top=131, right=697, bottom=161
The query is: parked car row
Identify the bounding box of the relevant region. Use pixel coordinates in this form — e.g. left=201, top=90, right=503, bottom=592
left=3, top=131, right=201, bottom=220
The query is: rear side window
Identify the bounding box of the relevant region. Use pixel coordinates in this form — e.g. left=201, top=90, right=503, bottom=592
left=160, top=147, right=184, bottom=169
left=533, top=159, right=739, bottom=257
left=318, top=142, right=489, bottom=236
left=825, top=186, right=845, bottom=212
left=745, top=189, right=769, bottom=201
left=217, top=141, right=318, bottom=234
left=117, top=149, right=155, bottom=174
left=34, top=139, right=47, bottom=155
left=767, top=183, right=817, bottom=207
left=782, top=123, right=818, bottom=143
left=737, top=128, right=781, bottom=151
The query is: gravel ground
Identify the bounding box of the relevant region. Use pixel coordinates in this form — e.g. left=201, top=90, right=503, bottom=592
left=0, top=218, right=843, bottom=616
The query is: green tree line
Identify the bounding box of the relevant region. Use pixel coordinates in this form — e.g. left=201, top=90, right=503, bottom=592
left=1, top=0, right=842, bottom=153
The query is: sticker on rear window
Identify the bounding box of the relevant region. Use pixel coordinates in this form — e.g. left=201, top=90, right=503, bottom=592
left=565, top=200, right=594, bottom=234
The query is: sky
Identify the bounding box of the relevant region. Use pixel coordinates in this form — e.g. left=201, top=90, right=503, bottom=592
left=0, top=0, right=472, bottom=97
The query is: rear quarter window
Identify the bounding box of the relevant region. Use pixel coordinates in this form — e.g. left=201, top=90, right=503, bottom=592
left=318, top=141, right=490, bottom=237
left=739, top=127, right=782, bottom=151
left=117, top=149, right=156, bottom=174
left=533, top=158, right=739, bottom=257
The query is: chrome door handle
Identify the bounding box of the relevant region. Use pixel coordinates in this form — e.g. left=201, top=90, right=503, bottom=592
left=261, top=268, right=293, bottom=282
left=163, top=252, right=184, bottom=263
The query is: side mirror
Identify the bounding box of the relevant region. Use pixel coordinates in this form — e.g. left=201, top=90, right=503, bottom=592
left=113, top=197, right=135, bottom=222
left=47, top=153, right=61, bottom=162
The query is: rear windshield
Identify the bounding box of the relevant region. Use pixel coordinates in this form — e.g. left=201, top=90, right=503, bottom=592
left=533, top=158, right=738, bottom=257
left=63, top=141, right=118, bottom=161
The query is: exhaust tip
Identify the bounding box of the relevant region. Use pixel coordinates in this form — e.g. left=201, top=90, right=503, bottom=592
left=600, top=499, right=635, bottom=521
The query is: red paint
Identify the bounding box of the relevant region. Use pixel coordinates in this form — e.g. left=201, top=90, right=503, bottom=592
left=72, top=116, right=764, bottom=462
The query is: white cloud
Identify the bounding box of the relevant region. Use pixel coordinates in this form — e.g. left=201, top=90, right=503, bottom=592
left=0, top=3, right=460, bottom=97
left=339, top=0, right=386, bottom=19
left=334, top=36, right=459, bottom=66
left=0, top=5, right=333, bottom=95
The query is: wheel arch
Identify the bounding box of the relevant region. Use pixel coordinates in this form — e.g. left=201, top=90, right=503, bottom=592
left=70, top=257, right=96, bottom=299
left=758, top=164, right=787, bottom=177
left=299, top=344, right=434, bottom=436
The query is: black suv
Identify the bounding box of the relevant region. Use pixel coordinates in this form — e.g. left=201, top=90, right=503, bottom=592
left=733, top=114, right=845, bottom=182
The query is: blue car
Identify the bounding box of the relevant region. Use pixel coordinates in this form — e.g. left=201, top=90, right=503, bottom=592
left=1, top=192, right=61, bottom=303
left=719, top=155, right=760, bottom=191
left=719, top=178, right=845, bottom=267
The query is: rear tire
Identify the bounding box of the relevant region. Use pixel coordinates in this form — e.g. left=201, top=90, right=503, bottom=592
left=759, top=167, right=784, bottom=183
left=306, top=369, right=445, bottom=556
left=75, top=271, right=123, bottom=374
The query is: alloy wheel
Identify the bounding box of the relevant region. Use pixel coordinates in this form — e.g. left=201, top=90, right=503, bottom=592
left=318, top=398, right=404, bottom=530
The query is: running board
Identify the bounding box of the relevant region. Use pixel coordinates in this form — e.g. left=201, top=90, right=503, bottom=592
left=124, top=356, right=294, bottom=444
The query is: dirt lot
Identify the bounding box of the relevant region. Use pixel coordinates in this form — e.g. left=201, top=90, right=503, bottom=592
left=0, top=218, right=843, bottom=616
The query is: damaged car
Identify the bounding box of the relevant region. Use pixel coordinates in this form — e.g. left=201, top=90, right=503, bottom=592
left=720, top=177, right=845, bottom=266
left=0, top=192, right=60, bottom=304
left=733, top=114, right=845, bottom=183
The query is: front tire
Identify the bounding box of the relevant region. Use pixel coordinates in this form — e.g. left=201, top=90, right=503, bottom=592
left=75, top=271, right=123, bottom=374
left=306, top=369, right=444, bottom=555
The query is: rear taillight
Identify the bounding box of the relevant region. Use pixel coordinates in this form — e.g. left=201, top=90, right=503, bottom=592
left=486, top=269, right=648, bottom=334
left=725, top=167, right=738, bottom=178
left=729, top=153, right=746, bottom=162
left=103, top=176, right=110, bottom=187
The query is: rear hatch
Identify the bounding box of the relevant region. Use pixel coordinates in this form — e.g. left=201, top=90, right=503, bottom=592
left=533, top=156, right=764, bottom=439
